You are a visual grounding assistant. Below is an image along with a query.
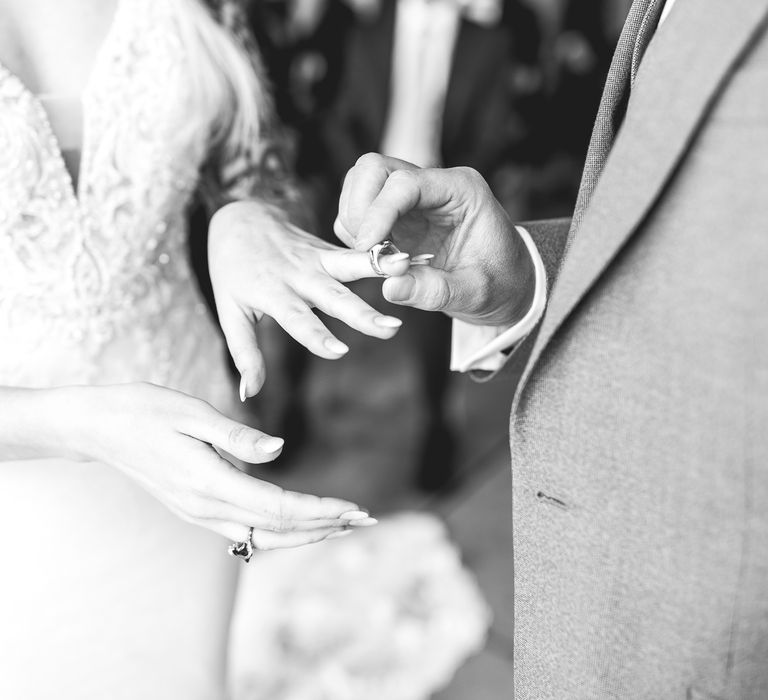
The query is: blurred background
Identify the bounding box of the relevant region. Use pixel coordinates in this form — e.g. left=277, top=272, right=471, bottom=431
left=192, top=0, right=633, bottom=696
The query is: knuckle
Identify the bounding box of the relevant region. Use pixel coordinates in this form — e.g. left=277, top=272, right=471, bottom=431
left=283, top=303, right=310, bottom=326
left=355, top=152, right=384, bottom=170
left=270, top=492, right=290, bottom=532
left=454, top=166, right=482, bottom=183
left=227, top=423, right=250, bottom=449
left=386, top=168, right=415, bottom=190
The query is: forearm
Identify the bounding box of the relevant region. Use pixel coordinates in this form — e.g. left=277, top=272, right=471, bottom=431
left=0, top=386, right=86, bottom=462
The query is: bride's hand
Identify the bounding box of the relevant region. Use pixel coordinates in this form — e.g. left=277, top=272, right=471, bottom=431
left=208, top=201, right=412, bottom=399
left=62, top=383, right=369, bottom=549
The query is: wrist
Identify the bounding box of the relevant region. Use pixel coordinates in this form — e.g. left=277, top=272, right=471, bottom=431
left=47, top=385, right=101, bottom=462
left=0, top=386, right=93, bottom=461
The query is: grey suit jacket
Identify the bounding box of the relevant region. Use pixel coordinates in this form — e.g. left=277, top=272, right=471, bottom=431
left=509, top=0, right=768, bottom=697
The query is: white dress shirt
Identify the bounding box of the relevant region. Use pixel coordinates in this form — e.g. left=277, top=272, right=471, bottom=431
left=380, top=0, right=462, bottom=168
left=452, top=0, right=678, bottom=373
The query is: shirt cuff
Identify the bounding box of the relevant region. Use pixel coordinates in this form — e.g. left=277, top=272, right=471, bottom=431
left=450, top=225, right=547, bottom=373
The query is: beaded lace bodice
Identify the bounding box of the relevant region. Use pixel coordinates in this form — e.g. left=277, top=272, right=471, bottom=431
left=0, top=0, right=235, bottom=400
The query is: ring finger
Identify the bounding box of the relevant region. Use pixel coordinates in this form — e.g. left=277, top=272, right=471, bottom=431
left=208, top=521, right=354, bottom=552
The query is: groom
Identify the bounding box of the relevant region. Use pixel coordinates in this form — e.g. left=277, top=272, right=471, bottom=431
left=330, top=0, right=768, bottom=697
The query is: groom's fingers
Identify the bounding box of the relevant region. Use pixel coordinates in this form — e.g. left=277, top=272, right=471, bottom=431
left=352, top=166, right=482, bottom=252
left=382, top=265, right=474, bottom=314
left=217, top=304, right=267, bottom=400
left=336, top=153, right=420, bottom=246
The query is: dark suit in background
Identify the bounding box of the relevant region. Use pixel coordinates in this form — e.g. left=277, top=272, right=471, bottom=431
left=325, top=1, right=540, bottom=489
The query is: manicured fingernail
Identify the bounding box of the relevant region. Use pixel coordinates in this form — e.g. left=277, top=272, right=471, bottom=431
left=340, top=510, right=369, bottom=521
left=383, top=252, right=410, bottom=264
left=374, top=316, right=403, bottom=328
left=348, top=517, right=378, bottom=527
left=258, top=436, right=284, bottom=453
left=328, top=530, right=355, bottom=540
left=410, top=253, right=435, bottom=266
left=239, top=375, right=247, bottom=403
left=324, top=338, right=349, bottom=355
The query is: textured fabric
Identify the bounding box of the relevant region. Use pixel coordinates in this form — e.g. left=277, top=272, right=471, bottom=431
left=572, top=0, right=665, bottom=232
left=508, top=0, right=768, bottom=697
left=0, top=1, right=269, bottom=697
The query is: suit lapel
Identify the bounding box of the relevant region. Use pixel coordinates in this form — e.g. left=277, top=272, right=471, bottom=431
left=518, top=0, right=768, bottom=393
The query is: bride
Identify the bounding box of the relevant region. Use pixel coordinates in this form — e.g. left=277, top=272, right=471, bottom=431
left=0, top=0, right=412, bottom=697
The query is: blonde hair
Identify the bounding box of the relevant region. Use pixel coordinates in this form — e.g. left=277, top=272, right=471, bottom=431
left=170, top=0, right=271, bottom=171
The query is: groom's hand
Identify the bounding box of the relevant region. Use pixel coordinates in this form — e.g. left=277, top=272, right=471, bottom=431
left=335, top=154, right=536, bottom=327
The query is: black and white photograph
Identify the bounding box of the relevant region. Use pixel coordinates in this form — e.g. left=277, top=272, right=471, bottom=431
left=1, top=0, right=766, bottom=698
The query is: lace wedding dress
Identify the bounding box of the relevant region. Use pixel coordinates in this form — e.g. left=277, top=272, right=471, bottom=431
left=0, top=2, right=259, bottom=697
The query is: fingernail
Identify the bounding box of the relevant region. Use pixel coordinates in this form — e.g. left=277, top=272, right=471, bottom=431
left=324, top=338, right=349, bottom=355
left=348, top=517, right=378, bottom=527
left=374, top=316, right=403, bottom=328
left=328, top=530, right=355, bottom=540
left=340, top=510, right=370, bottom=521
left=383, top=252, right=410, bottom=264
left=386, top=275, right=415, bottom=302
left=258, top=436, right=285, bottom=453
left=239, top=375, right=247, bottom=403
left=410, top=253, right=435, bottom=266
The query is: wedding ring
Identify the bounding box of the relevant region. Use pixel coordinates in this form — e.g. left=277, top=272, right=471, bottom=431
left=368, top=240, right=401, bottom=277
left=228, top=526, right=255, bottom=563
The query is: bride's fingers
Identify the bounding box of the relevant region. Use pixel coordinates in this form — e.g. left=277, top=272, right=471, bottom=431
left=216, top=303, right=266, bottom=400
left=271, top=300, right=351, bottom=359
left=196, top=499, right=352, bottom=532
left=180, top=404, right=284, bottom=465
left=319, top=247, right=412, bottom=282
left=309, top=280, right=402, bottom=339
left=205, top=520, right=354, bottom=551
left=215, top=468, right=365, bottom=528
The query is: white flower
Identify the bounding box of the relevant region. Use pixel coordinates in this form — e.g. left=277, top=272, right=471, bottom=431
left=230, top=512, right=492, bottom=700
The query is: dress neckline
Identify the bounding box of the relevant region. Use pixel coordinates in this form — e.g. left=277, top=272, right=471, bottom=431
left=0, top=0, right=123, bottom=205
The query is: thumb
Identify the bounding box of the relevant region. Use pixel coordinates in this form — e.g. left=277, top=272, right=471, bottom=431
left=217, top=304, right=267, bottom=401
left=382, top=267, right=459, bottom=312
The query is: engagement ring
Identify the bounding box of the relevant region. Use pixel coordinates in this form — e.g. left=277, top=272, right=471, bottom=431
left=228, top=527, right=255, bottom=562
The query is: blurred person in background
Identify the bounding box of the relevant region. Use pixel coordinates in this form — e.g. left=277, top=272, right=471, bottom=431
left=324, top=0, right=542, bottom=491
left=521, top=0, right=632, bottom=218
